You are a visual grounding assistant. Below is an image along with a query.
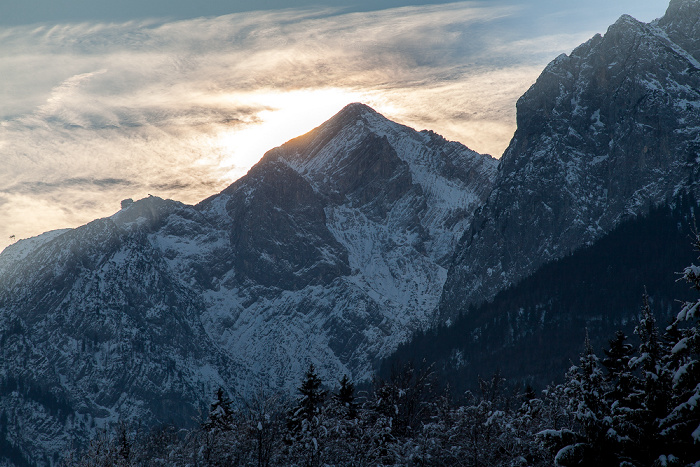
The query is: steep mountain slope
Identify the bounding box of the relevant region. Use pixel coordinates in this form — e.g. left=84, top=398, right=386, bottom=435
left=386, top=194, right=700, bottom=392
left=189, top=103, right=497, bottom=389
left=0, top=199, right=238, bottom=465
left=0, top=103, right=496, bottom=464
left=441, top=0, right=700, bottom=316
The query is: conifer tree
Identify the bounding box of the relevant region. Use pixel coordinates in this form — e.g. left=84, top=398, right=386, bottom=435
left=602, top=330, right=635, bottom=402
left=286, top=363, right=328, bottom=466
left=290, top=363, right=326, bottom=430
left=201, top=387, right=237, bottom=465
left=333, top=374, right=357, bottom=419
left=659, top=240, right=700, bottom=463
left=628, top=295, right=673, bottom=465
left=203, top=387, right=235, bottom=433
left=600, top=330, right=637, bottom=463
left=115, top=421, right=132, bottom=465
left=541, top=334, right=620, bottom=466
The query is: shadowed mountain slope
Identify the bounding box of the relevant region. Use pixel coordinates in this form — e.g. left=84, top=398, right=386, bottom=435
left=440, top=0, right=700, bottom=317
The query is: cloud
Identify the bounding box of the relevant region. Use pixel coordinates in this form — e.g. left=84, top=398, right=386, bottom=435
left=0, top=2, right=603, bottom=252
left=8, top=177, right=134, bottom=194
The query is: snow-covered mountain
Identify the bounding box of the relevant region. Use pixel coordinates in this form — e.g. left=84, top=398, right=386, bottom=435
left=440, top=0, right=700, bottom=317
left=0, top=103, right=497, bottom=464
left=5, top=0, right=700, bottom=462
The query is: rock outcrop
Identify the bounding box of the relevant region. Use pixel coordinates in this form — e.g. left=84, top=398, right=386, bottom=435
left=440, top=0, right=700, bottom=317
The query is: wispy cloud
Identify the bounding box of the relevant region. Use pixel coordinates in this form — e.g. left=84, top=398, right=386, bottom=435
left=0, top=2, right=600, bottom=251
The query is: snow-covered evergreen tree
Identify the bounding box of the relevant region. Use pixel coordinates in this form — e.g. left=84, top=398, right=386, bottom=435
left=540, top=334, right=620, bottom=466
left=600, top=330, right=638, bottom=464
left=333, top=374, right=357, bottom=420
left=628, top=296, right=674, bottom=465
left=285, top=363, right=328, bottom=466
left=203, top=387, right=235, bottom=433
left=201, top=387, right=240, bottom=466
left=602, top=331, right=636, bottom=404
left=659, top=240, right=700, bottom=464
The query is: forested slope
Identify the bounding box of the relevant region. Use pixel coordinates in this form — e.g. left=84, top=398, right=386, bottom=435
left=384, top=194, right=700, bottom=392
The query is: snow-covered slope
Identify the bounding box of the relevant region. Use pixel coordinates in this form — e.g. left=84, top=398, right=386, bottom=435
left=0, top=229, right=71, bottom=275
left=190, top=103, right=496, bottom=390
left=0, top=104, right=496, bottom=464
left=0, top=199, right=238, bottom=464
left=440, top=0, right=700, bottom=317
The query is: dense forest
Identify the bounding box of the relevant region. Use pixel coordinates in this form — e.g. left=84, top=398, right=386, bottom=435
left=64, top=226, right=700, bottom=466
left=383, top=194, right=700, bottom=393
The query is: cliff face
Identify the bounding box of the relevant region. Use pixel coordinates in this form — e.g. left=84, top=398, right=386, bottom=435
left=440, top=0, right=700, bottom=316
left=190, top=103, right=497, bottom=390
left=658, top=0, right=700, bottom=60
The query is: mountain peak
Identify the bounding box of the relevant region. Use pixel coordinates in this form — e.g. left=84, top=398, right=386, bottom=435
left=440, top=0, right=700, bottom=315
left=614, top=13, right=642, bottom=26
left=314, top=102, right=386, bottom=135
left=661, top=0, right=700, bottom=25
left=604, top=13, right=647, bottom=39
left=311, top=102, right=383, bottom=136
left=335, top=102, right=378, bottom=119
left=658, top=0, right=700, bottom=60
left=666, top=0, right=700, bottom=12
left=265, top=102, right=388, bottom=164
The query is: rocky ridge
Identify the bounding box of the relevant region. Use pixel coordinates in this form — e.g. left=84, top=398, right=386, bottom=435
left=440, top=0, right=700, bottom=316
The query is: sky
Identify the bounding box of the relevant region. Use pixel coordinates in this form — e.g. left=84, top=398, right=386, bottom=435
left=0, top=0, right=671, bottom=252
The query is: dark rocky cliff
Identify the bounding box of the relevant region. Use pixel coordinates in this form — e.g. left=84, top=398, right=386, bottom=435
left=441, top=0, right=700, bottom=317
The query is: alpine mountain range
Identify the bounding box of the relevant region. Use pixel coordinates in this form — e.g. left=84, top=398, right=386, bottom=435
left=1, top=0, right=699, bottom=463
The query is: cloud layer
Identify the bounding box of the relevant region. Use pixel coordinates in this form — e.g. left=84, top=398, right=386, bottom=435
left=0, top=1, right=667, bottom=251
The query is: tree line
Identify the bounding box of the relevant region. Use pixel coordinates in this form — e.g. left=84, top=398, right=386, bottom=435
left=384, top=194, right=700, bottom=394
left=71, top=272, right=699, bottom=466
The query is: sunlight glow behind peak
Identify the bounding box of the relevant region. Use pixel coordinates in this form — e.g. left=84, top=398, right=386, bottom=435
left=214, top=88, right=372, bottom=180
left=0, top=0, right=672, bottom=253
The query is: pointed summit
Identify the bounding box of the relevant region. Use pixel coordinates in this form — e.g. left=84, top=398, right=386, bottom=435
left=0, top=98, right=498, bottom=463
left=274, top=102, right=395, bottom=165
left=658, top=0, right=700, bottom=60
left=441, top=0, right=700, bottom=316
left=331, top=102, right=378, bottom=122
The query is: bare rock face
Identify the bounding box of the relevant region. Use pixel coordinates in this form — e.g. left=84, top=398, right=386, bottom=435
left=658, top=0, right=700, bottom=60
left=191, top=103, right=497, bottom=390
left=222, top=159, right=350, bottom=291
left=0, top=103, right=496, bottom=464
left=440, top=0, right=700, bottom=317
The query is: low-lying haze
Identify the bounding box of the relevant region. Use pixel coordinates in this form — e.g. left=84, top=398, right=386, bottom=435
left=0, top=0, right=670, bottom=252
